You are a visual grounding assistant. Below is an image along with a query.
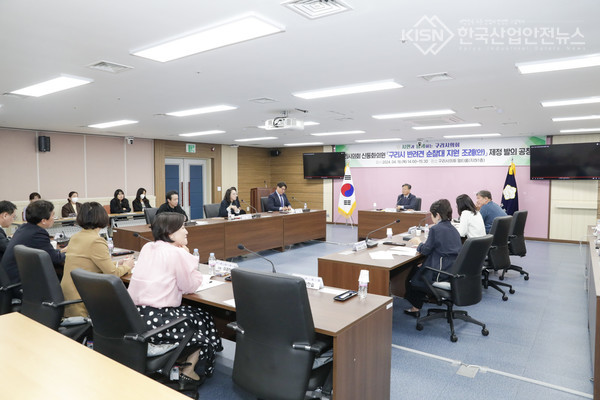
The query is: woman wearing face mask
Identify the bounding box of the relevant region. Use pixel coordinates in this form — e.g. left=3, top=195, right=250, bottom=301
left=132, top=187, right=151, bottom=212
left=61, top=191, right=82, bottom=217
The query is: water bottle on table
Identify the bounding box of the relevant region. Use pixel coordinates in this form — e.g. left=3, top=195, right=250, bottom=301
left=192, top=248, right=200, bottom=271
left=208, top=253, right=216, bottom=276
left=107, top=237, right=114, bottom=255
left=358, top=270, right=369, bottom=299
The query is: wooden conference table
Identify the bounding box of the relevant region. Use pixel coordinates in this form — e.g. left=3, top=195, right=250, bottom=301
left=0, top=312, right=190, bottom=400
left=112, top=210, right=326, bottom=263
left=318, top=234, right=423, bottom=297
left=357, top=209, right=431, bottom=240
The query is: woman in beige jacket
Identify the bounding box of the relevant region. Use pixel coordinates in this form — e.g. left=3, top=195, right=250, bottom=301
left=60, top=202, right=133, bottom=317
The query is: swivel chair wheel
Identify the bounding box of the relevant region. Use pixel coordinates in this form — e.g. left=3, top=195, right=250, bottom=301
left=499, top=275, right=504, bottom=281
left=502, top=295, right=508, bottom=301
left=482, top=328, right=489, bottom=336
left=416, top=323, right=423, bottom=331
left=450, top=334, right=458, bottom=343
left=509, top=288, right=515, bottom=294
left=524, top=275, right=529, bottom=281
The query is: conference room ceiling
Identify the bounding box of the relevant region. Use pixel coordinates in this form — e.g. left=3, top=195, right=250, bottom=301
left=1, top=0, right=599, bottom=148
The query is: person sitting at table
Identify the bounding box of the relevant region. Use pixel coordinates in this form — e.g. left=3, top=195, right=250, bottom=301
left=218, top=187, right=246, bottom=217
left=22, top=192, right=41, bottom=221
left=132, top=187, right=151, bottom=212
left=156, top=190, right=188, bottom=221
left=109, top=189, right=131, bottom=214
left=396, top=183, right=418, bottom=210
left=60, top=202, right=133, bottom=318
left=476, top=190, right=507, bottom=233
left=455, top=194, right=486, bottom=238
left=266, top=182, right=292, bottom=212
left=403, top=199, right=462, bottom=317
left=1, top=200, right=67, bottom=286
left=0, top=201, right=17, bottom=263
left=128, top=212, right=222, bottom=385
left=61, top=191, right=82, bottom=217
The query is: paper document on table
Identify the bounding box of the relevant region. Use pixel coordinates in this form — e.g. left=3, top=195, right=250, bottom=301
left=369, top=251, right=395, bottom=260
left=389, top=247, right=418, bottom=257
left=223, top=299, right=236, bottom=307
left=383, top=208, right=396, bottom=212
left=196, top=276, right=226, bottom=292
left=320, top=287, right=347, bottom=295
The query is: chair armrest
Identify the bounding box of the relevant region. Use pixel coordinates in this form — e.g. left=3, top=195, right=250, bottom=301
left=226, top=321, right=245, bottom=335
left=292, top=339, right=330, bottom=354
left=124, top=316, right=189, bottom=343
left=42, top=299, right=83, bottom=308
left=0, top=282, right=22, bottom=292
left=508, top=234, right=517, bottom=239
left=422, top=266, right=464, bottom=279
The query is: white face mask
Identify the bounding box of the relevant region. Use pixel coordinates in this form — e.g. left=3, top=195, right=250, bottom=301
left=71, top=197, right=78, bottom=203
left=140, top=194, right=145, bottom=199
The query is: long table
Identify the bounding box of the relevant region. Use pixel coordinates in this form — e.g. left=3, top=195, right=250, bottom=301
left=318, top=234, right=423, bottom=296
left=358, top=209, right=431, bottom=240
left=112, top=210, right=326, bottom=263
left=0, top=312, right=189, bottom=400
left=182, top=278, right=393, bottom=400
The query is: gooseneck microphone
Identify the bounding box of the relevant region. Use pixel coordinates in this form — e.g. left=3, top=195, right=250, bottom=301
left=291, top=196, right=310, bottom=212
left=237, top=244, right=277, bottom=273
left=133, top=232, right=153, bottom=243
left=240, top=199, right=258, bottom=213
left=365, top=219, right=400, bottom=248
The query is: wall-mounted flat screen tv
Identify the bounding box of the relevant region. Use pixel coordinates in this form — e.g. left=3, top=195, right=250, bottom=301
left=530, top=142, right=600, bottom=180
left=303, top=152, right=345, bottom=179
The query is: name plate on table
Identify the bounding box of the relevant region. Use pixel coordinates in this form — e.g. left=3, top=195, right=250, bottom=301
left=215, top=259, right=238, bottom=276
left=292, top=273, right=324, bottom=290
left=352, top=240, right=367, bottom=252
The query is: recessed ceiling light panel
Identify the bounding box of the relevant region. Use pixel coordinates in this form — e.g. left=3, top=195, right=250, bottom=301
left=443, top=133, right=501, bottom=138
left=235, top=136, right=278, bottom=142
left=355, top=138, right=403, bottom=143
left=552, top=115, right=600, bottom=122
left=311, top=130, right=364, bottom=136
left=293, top=80, right=402, bottom=99
left=284, top=142, right=324, bottom=147
left=517, top=53, right=600, bottom=74
left=88, top=120, right=138, bottom=129
left=178, top=130, right=225, bottom=137
left=541, top=96, right=600, bottom=107
left=413, top=123, right=481, bottom=131
left=11, top=75, right=93, bottom=97
left=373, top=109, right=455, bottom=120
left=166, top=105, right=237, bottom=117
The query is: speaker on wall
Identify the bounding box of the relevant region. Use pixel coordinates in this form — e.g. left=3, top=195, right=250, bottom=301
left=38, top=136, right=51, bottom=152
left=270, top=149, right=281, bottom=157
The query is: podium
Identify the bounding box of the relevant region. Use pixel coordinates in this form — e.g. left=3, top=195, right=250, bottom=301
left=250, top=187, right=272, bottom=212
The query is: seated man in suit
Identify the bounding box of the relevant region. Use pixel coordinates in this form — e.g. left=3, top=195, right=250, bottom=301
left=266, top=182, right=292, bottom=212
left=476, top=190, right=507, bottom=233
left=156, top=190, right=188, bottom=221
left=396, top=183, right=418, bottom=210
left=0, top=201, right=18, bottom=263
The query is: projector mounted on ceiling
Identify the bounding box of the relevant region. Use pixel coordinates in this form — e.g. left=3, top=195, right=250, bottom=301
left=264, top=117, right=304, bottom=130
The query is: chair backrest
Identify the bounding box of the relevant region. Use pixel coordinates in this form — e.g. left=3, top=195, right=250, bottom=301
left=14, top=245, right=65, bottom=329
left=414, top=197, right=422, bottom=211
left=230, top=268, right=316, bottom=400
left=0, top=267, right=15, bottom=315
left=260, top=196, right=269, bottom=213
left=487, top=216, right=513, bottom=270
left=144, top=207, right=158, bottom=225
left=103, top=204, right=111, bottom=215
left=70, top=269, right=148, bottom=372
left=449, top=235, right=493, bottom=306
left=508, top=210, right=527, bottom=257
left=203, top=203, right=220, bottom=218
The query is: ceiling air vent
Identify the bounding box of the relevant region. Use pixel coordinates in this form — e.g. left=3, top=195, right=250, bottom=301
left=418, top=72, right=453, bottom=82
left=409, top=115, right=465, bottom=127
left=87, top=60, right=134, bottom=74
left=249, top=97, right=277, bottom=104
left=282, top=0, right=353, bottom=20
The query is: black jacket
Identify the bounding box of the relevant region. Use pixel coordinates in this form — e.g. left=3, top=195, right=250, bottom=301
left=132, top=198, right=151, bottom=212
left=110, top=198, right=131, bottom=214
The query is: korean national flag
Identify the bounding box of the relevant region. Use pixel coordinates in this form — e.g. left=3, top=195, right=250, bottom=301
left=338, top=165, right=356, bottom=218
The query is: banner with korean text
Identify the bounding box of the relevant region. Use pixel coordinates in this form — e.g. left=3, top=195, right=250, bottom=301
left=336, top=136, right=545, bottom=168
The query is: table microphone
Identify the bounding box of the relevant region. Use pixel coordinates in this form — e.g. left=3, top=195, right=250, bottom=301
left=133, top=232, right=153, bottom=243
left=365, top=219, right=400, bottom=248
left=240, top=199, right=258, bottom=213
left=237, top=244, right=277, bottom=273
left=291, top=196, right=310, bottom=212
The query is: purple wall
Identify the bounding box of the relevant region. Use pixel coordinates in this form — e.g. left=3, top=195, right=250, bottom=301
left=333, top=165, right=549, bottom=239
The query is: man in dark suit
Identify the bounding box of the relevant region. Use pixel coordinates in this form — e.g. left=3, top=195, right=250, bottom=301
left=1, top=200, right=66, bottom=285
left=267, top=182, right=292, bottom=212
left=0, top=201, right=17, bottom=263
left=396, top=183, right=418, bottom=210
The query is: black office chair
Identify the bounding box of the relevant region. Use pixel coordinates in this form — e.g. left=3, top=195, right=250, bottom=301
left=203, top=203, right=220, bottom=218
left=482, top=216, right=515, bottom=301
left=0, top=267, right=21, bottom=315
left=504, top=210, right=530, bottom=281
left=14, top=245, right=90, bottom=340
left=260, top=196, right=269, bottom=213
left=414, top=197, right=422, bottom=211
left=144, top=207, right=158, bottom=225
left=228, top=268, right=332, bottom=400
left=70, top=269, right=198, bottom=396
left=416, top=234, right=493, bottom=342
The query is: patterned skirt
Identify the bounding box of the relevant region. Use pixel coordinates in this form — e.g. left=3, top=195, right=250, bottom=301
left=137, top=304, right=223, bottom=377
